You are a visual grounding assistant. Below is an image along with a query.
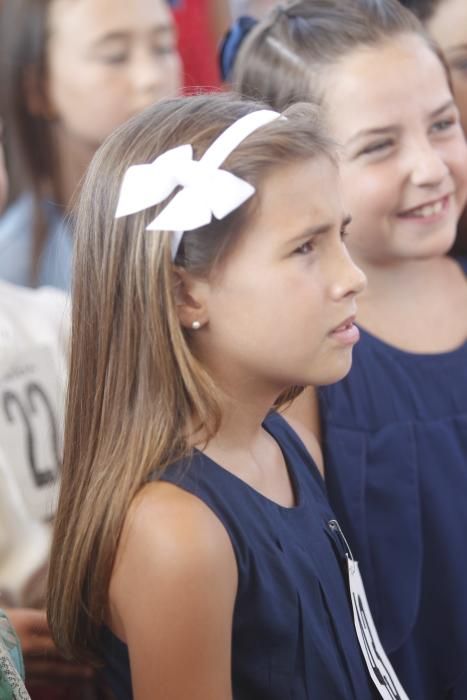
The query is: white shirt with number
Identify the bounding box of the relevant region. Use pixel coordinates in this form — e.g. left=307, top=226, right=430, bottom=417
left=0, top=281, right=69, bottom=605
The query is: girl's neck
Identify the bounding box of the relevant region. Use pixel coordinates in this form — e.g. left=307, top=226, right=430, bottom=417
left=355, top=255, right=442, bottom=306
left=352, top=253, right=467, bottom=353
left=191, top=369, right=286, bottom=460
left=201, top=385, right=276, bottom=453
left=195, top=385, right=296, bottom=509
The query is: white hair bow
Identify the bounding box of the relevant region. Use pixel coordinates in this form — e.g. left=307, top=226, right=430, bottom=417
left=115, top=109, right=281, bottom=257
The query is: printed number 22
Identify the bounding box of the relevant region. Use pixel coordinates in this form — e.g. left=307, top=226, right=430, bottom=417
left=3, top=382, right=59, bottom=487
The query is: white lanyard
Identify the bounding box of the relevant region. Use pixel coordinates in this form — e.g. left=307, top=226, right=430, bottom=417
left=329, top=519, right=410, bottom=700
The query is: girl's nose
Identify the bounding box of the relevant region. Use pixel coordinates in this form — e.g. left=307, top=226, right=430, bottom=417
left=131, top=50, right=165, bottom=95
left=409, top=140, right=449, bottom=188
left=331, top=244, right=367, bottom=300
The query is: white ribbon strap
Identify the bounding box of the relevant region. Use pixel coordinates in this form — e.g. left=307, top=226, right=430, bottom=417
left=114, top=109, right=281, bottom=257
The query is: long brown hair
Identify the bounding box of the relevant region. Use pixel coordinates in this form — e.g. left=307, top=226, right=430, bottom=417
left=0, top=0, right=61, bottom=285
left=47, top=93, right=335, bottom=663
left=233, top=0, right=450, bottom=111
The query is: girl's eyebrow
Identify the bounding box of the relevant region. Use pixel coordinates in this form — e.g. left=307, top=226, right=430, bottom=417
left=348, top=99, right=456, bottom=145
left=429, top=99, right=456, bottom=117
left=288, top=215, right=351, bottom=245
left=347, top=125, right=397, bottom=145
left=90, top=25, right=174, bottom=48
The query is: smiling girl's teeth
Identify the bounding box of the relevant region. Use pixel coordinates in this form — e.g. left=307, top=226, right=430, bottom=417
left=408, top=200, right=444, bottom=217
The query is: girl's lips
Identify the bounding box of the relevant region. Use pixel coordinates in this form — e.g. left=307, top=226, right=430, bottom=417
left=330, top=319, right=360, bottom=346
left=397, top=194, right=450, bottom=222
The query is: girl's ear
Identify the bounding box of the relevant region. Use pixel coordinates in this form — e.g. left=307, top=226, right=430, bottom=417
left=173, top=267, right=210, bottom=330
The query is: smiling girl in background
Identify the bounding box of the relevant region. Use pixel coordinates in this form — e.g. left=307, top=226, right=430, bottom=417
left=399, top=0, right=467, bottom=253
left=230, top=1, right=467, bottom=698
left=0, top=0, right=181, bottom=289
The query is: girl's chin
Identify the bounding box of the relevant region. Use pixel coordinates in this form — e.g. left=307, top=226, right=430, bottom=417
left=314, top=355, right=354, bottom=387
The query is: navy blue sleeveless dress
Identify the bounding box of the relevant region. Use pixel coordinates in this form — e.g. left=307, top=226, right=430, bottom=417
left=319, top=257, right=467, bottom=700
left=101, top=412, right=376, bottom=699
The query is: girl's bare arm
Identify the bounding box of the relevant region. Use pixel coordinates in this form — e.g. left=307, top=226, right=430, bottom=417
left=109, top=481, right=238, bottom=700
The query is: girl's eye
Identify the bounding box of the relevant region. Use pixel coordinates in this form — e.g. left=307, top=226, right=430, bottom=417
left=294, top=240, right=315, bottom=256
left=98, top=52, right=128, bottom=65
left=431, top=117, right=457, bottom=133
left=358, top=140, right=393, bottom=156
left=152, top=43, right=177, bottom=56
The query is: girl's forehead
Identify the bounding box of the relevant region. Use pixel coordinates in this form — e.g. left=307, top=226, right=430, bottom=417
left=48, top=0, right=172, bottom=34
left=323, top=34, right=449, bottom=122
left=237, top=156, right=342, bottom=252
left=329, top=32, right=440, bottom=81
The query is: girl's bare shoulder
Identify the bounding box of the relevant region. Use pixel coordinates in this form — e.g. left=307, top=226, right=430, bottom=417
left=108, top=480, right=237, bottom=699
left=110, top=480, right=237, bottom=613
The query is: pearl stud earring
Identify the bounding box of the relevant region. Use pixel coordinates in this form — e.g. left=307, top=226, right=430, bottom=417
left=191, top=321, right=201, bottom=330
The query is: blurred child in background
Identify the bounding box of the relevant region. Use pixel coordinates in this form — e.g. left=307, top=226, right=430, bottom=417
left=0, top=118, right=95, bottom=697
left=0, top=0, right=181, bottom=289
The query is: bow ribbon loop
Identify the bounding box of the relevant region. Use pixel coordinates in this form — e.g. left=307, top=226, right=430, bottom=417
left=147, top=168, right=254, bottom=231
left=115, top=145, right=194, bottom=218
left=114, top=109, right=282, bottom=257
